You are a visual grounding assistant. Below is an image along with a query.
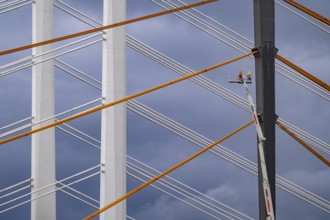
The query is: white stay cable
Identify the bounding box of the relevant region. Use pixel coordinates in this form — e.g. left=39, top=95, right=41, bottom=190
left=276, top=1, right=330, bottom=34
left=0, top=178, right=31, bottom=194
left=0, top=0, right=31, bottom=14
left=1, top=39, right=102, bottom=78
left=1, top=0, right=328, bottom=215
left=57, top=186, right=99, bottom=209
left=126, top=35, right=330, bottom=155
left=0, top=165, right=101, bottom=213
left=0, top=32, right=101, bottom=75
left=127, top=166, right=233, bottom=220
left=55, top=118, right=253, bottom=218
left=55, top=99, right=330, bottom=214
left=151, top=0, right=330, bottom=101
left=130, top=101, right=330, bottom=213
left=0, top=98, right=101, bottom=139
left=127, top=158, right=253, bottom=220
left=0, top=171, right=101, bottom=214
left=0, top=116, right=32, bottom=134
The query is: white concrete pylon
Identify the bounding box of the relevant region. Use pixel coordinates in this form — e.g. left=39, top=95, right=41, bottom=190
left=100, top=0, right=127, bottom=219
left=31, top=0, right=56, bottom=219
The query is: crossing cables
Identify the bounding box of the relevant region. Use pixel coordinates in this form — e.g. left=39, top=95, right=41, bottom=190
left=84, top=120, right=254, bottom=220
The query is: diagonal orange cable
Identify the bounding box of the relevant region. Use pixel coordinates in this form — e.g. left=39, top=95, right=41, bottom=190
left=276, top=54, right=330, bottom=92
left=276, top=120, right=330, bottom=167
left=0, top=0, right=217, bottom=56
left=0, top=51, right=255, bottom=146
left=83, top=120, right=253, bottom=220
left=283, top=0, right=330, bottom=26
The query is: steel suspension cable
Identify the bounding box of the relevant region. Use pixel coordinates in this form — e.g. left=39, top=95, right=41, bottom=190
left=68, top=100, right=330, bottom=213
left=152, top=0, right=330, bottom=100
left=127, top=166, right=234, bottom=220
left=276, top=120, right=330, bottom=167
left=55, top=59, right=102, bottom=85
left=57, top=187, right=99, bottom=209
left=32, top=26, right=330, bottom=157
left=127, top=102, right=330, bottom=213
left=1, top=0, right=328, bottom=217
left=0, top=171, right=101, bottom=214
left=0, top=185, right=31, bottom=201
left=53, top=0, right=249, bottom=108
left=0, top=51, right=254, bottom=146
left=0, top=0, right=28, bottom=10
left=54, top=0, right=102, bottom=26
left=129, top=2, right=330, bottom=153
left=127, top=35, right=250, bottom=109
left=150, top=0, right=330, bottom=101
left=1, top=98, right=102, bottom=139
left=278, top=120, right=330, bottom=155
left=275, top=67, right=330, bottom=102
left=56, top=125, right=100, bottom=149
left=0, top=33, right=102, bottom=77
left=56, top=119, right=251, bottom=218
left=2, top=0, right=328, bottom=154
left=56, top=123, right=250, bottom=219
left=127, top=100, right=256, bottom=172
left=55, top=63, right=101, bottom=90
left=0, top=0, right=31, bottom=14
left=275, top=1, right=330, bottom=34
left=0, top=0, right=24, bottom=8
left=283, top=0, right=330, bottom=26
left=0, top=178, right=31, bottom=194
left=3, top=15, right=325, bottom=156
left=1, top=38, right=102, bottom=77
left=0, top=0, right=10, bottom=4
left=175, top=0, right=254, bottom=45
left=0, top=165, right=101, bottom=213
left=0, top=56, right=32, bottom=71
left=57, top=102, right=330, bottom=213
left=56, top=182, right=99, bottom=209
left=2, top=0, right=328, bottom=212
left=84, top=120, right=253, bottom=220
left=276, top=54, right=330, bottom=92
left=53, top=1, right=102, bottom=29
left=127, top=158, right=253, bottom=220
left=153, top=0, right=252, bottom=52
left=127, top=34, right=330, bottom=154
left=0, top=116, right=32, bottom=133
left=0, top=0, right=217, bottom=56
left=0, top=165, right=101, bottom=208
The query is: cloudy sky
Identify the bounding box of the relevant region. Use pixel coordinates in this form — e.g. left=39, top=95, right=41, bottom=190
left=1, top=0, right=329, bottom=219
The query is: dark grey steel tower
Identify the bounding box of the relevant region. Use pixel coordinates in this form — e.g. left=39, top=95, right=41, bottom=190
left=253, top=0, right=277, bottom=219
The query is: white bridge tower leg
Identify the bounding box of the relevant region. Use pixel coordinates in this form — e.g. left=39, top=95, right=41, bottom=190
left=100, top=0, right=127, bottom=219
left=31, top=0, right=56, bottom=220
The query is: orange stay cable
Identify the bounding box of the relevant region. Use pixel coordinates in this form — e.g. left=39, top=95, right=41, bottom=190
left=284, top=0, right=330, bottom=26
left=276, top=54, right=330, bottom=92
left=276, top=120, right=330, bottom=167
left=0, top=0, right=217, bottom=56
left=83, top=120, right=253, bottom=220
left=0, top=51, right=255, bottom=146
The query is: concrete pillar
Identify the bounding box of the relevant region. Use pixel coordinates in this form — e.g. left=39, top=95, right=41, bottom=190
left=100, top=0, right=126, bottom=219
left=31, top=0, right=56, bottom=219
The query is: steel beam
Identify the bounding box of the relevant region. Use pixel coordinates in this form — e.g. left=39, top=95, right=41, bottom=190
left=253, top=0, right=277, bottom=219
left=100, top=0, right=126, bottom=220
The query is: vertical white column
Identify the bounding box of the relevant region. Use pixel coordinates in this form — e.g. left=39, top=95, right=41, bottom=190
left=31, top=0, right=56, bottom=220
left=100, top=0, right=126, bottom=220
